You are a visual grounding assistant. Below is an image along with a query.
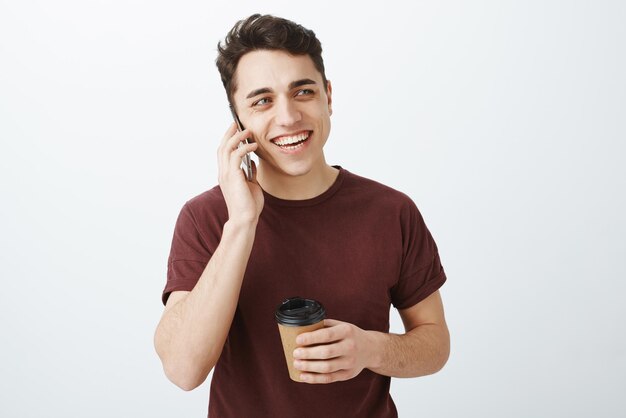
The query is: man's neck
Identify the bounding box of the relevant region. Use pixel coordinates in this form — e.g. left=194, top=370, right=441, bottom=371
left=257, top=162, right=339, bottom=200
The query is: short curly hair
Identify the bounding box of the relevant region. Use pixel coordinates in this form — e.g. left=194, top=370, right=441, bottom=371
left=216, top=14, right=328, bottom=105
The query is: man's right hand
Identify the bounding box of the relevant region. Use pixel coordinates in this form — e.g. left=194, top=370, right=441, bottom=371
left=217, top=123, right=264, bottom=224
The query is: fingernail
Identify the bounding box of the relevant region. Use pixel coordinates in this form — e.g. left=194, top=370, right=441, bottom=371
left=293, top=349, right=301, bottom=358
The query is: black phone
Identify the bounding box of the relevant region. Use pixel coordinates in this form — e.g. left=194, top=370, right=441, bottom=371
left=229, top=105, right=253, bottom=181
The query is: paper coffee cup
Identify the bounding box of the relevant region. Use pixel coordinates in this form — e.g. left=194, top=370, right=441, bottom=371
left=275, top=297, right=326, bottom=382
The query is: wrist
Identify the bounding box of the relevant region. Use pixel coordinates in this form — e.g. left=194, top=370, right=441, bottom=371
left=225, top=217, right=258, bottom=230
left=364, top=330, right=386, bottom=371
left=223, top=218, right=259, bottom=240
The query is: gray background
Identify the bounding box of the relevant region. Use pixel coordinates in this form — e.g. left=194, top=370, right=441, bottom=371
left=1, top=0, right=624, bottom=417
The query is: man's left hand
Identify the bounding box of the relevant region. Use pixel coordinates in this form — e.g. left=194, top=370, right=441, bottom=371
left=292, top=319, right=379, bottom=384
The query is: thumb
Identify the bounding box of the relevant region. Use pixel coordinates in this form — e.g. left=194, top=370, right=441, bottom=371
left=250, top=159, right=259, bottom=184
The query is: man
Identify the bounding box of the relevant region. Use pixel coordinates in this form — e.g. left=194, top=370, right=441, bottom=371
left=155, top=14, right=449, bottom=417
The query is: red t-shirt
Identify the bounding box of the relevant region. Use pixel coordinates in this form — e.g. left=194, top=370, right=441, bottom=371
left=163, top=167, right=446, bottom=417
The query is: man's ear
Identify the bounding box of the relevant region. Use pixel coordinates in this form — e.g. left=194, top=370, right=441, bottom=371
left=326, top=80, right=333, bottom=116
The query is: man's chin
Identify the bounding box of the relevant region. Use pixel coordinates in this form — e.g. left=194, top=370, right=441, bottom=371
left=259, top=158, right=317, bottom=179
left=276, top=163, right=313, bottom=178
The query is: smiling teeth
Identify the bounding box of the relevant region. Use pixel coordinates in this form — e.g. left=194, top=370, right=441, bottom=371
left=273, top=132, right=309, bottom=146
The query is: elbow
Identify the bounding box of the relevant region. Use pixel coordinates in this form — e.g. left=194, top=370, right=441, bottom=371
left=418, top=326, right=450, bottom=376
left=162, top=359, right=215, bottom=392
left=155, top=339, right=216, bottom=391
left=165, top=367, right=207, bottom=392
left=417, top=350, right=449, bottom=377
left=168, top=372, right=200, bottom=392
left=432, top=346, right=450, bottom=375
left=430, top=330, right=451, bottom=375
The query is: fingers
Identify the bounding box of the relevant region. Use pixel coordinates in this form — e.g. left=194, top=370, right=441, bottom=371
left=294, top=357, right=353, bottom=375
left=296, top=321, right=347, bottom=346
left=230, top=141, right=258, bottom=163
left=298, top=370, right=354, bottom=384
left=291, top=319, right=366, bottom=384
left=218, top=122, right=238, bottom=156
left=229, top=143, right=257, bottom=181
left=217, top=123, right=256, bottom=178
left=293, top=341, right=359, bottom=384
left=220, top=122, right=238, bottom=144
left=293, top=338, right=353, bottom=360
left=218, top=123, right=251, bottom=156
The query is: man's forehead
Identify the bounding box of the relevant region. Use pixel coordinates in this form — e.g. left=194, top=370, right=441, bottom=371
left=233, top=50, right=322, bottom=96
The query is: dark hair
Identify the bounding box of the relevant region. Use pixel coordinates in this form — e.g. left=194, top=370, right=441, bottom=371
left=216, top=14, right=327, bottom=105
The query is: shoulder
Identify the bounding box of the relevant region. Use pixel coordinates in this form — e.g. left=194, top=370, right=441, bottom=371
left=340, top=169, right=418, bottom=212
left=177, top=185, right=228, bottom=230
left=186, top=185, right=226, bottom=211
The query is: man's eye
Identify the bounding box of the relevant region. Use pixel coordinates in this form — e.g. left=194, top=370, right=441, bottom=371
left=253, top=98, right=270, bottom=106
left=296, top=89, right=314, bottom=96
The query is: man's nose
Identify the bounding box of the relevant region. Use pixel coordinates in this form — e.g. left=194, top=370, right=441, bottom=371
left=274, top=98, right=301, bottom=126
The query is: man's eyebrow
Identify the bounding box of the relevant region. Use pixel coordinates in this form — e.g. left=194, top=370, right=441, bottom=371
left=246, top=87, right=272, bottom=99
left=244, top=79, right=318, bottom=100
left=289, top=78, right=317, bottom=90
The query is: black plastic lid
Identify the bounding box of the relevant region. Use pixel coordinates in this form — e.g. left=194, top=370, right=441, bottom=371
left=275, top=297, right=326, bottom=326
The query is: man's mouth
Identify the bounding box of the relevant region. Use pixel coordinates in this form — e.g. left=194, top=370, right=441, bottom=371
left=270, top=131, right=311, bottom=150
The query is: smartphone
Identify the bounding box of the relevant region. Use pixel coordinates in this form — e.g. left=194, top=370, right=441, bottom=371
left=229, top=105, right=253, bottom=181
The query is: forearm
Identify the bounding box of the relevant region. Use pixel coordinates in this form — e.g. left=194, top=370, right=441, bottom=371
left=367, top=322, right=450, bottom=378
left=154, top=219, right=257, bottom=389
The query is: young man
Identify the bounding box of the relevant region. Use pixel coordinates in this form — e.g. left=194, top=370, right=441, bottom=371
left=155, top=14, right=449, bottom=417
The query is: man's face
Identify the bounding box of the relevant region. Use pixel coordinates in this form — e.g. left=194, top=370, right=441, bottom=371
left=231, top=49, right=332, bottom=178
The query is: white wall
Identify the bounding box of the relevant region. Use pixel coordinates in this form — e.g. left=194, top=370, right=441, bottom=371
left=1, top=0, right=624, bottom=416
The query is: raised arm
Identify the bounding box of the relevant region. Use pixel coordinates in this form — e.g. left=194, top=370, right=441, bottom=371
left=154, top=123, right=263, bottom=391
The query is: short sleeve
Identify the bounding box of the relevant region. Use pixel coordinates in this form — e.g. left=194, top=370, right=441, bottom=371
left=390, top=200, right=446, bottom=310
left=161, top=201, right=216, bottom=305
